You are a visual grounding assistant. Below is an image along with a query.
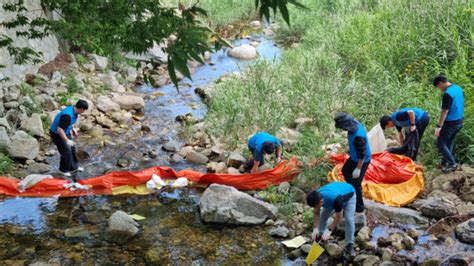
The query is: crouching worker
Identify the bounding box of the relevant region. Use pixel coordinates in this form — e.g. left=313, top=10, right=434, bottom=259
left=50, top=100, right=88, bottom=177
left=307, top=182, right=356, bottom=257
left=379, top=108, right=429, bottom=161
left=246, top=132, right=282, bottom=173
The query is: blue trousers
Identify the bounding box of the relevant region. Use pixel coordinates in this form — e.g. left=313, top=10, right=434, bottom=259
left=318, top=194, right=356, bottom=244
left=437, top=121, right=463, bottom=165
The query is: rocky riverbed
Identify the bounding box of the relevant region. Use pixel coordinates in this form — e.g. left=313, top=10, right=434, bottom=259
left=1, top=20, right=473, bottom=265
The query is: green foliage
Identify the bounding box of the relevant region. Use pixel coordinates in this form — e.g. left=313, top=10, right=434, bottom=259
left=95, top=85, right=111, bottom=95
left=64, top=73, right=83, bottom=94
left=75, top=54, right=88, bottom=66
left=18, top=83, right=41, bottom=115
left=0, top=151, right=14, bottom=175
left=1, top=0, right=303, bottom=90
left=205, top=0, right=474, bottom=183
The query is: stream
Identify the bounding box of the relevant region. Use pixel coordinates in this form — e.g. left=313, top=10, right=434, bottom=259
left=0, top=35, right=286, bottom=265
left=1, top=32, right=473, bottom=265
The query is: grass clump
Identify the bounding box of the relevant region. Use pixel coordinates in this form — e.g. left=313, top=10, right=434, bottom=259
left=204, top=0, right=473, bottom=184
left=0, top=151, right=14, bottom=175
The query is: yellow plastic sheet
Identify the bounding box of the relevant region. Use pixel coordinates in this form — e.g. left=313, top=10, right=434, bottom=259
left=111, top=184, right=150, bottom=195
left=305, top=242, right=324, bottom=265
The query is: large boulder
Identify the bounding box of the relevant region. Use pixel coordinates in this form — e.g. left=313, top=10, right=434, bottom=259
left=20, top=113, right=44, bottom=137
left=0, top=117, right=11, bottom=132
left=269, top=226, right=289, bottom=238
left=365, top=200, right=429, bottom=225
left=420, top=197, right=457, bottom=219
left=277, top=127, right=302, bottom=146
left=324, top=243, right=343, bottom=258
left=228, top=44, right=257, bottom=60
left=96, top=96, right=121, bottom=114
left=105, top=211, right=139, bottom=245
left=455, top=218, right=474, bottom=244
left=7, top=131, right=39, bottom=160
left=112, top=94, right=145, bottom=110
left=199, top=184, right=277, bottom=225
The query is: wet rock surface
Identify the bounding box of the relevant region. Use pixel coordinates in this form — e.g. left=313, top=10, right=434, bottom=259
left=199, top=184, right=277, bottom=225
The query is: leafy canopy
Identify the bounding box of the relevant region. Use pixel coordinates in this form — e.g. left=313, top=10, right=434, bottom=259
left=1, top=0, right=306, bottom=87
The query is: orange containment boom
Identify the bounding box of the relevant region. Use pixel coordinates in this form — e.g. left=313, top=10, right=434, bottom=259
left=0, top=157, right=301, bottom=197
left=328, top=151, right=424, bottom=207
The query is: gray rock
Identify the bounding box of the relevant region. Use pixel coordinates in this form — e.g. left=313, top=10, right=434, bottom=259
left=258, top=163, right=273, bottom=172
left=111, top=111, right=132, bottom=125
left=227, top=167, right=240, bottom=174
left=112, top=94, right=145, bottom=110
left=381, top=248, right=393, bottom=261
left=4, top=89, right=19, bottom=102
left=227, top=152, right=246, bottom=168
left=65, top=227, right=90, bottom=238
left=101, top=72, right=125, bottom=93
left=126, top=67, right=138, bottom=83
left=199, top=184, right=277, bottom=225
left=269, top=226, right=289, bottom=238
left=365, top=199, right=429, bottom=225
left=91, top=54, right=108, bottom=71
left=0, top=102, right=4, bottom=116
left=250, top=20, right=261, bottom=28
left=289, top=187, right=307, bottom=203
left=27, top=162, right=50, bottom=174
left=0, top=127, right=10, bottom=146
left=420, top=197, right=457, bottom=219
left=278, top=203, right=304, bottom=218
left=324, top=243, right=343, bottom=258
left=186, top=151, right=209, bottom=164
left=4, top=101, right=19, bottom=109
left=170, top=154, right=183, bottom=164
left=276, top=127, right=302, bottom=146
left=7, top=131, right=39, bottom=160
left=287, top=248, right=302, bottom=260
left=356, top=226, right=372, bottom=243
left=50, top=71, right=62, bottom=83
left=117, top=159, right=130, bottom=168
left=162, top=141, right=179, bottom=152
left=20, top=113, right=44, bottom=137
left=96, top=115, right=116, bottom=129
left=228, top=44, right=257, bottom=60
left=301, top=244, right=312, bottom=254
left=150, top=74, right=169, bottom=87
left=96, top=96, right=121, bottom=113
left=278, top=182, right=291, bottom=194
left=455, top=218, right=474, bottom=244
left=106, top=210, right=139, bottom=245
left=336, top=213, right=366, bottom=233
left=402, top=235, right=416, bottom=250
left=294, top=117, right=313, bottom=130
left=215, top=162, right=227, bottom=174
left=0, top=117, right=11, bottom=132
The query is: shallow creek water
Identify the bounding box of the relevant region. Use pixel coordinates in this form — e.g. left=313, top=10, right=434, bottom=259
left=0, top=35, right=286, bottom=265
left=1, top=33, right=473, bottom=264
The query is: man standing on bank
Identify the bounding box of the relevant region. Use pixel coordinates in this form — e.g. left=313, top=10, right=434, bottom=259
left=307, top=182, right=357, bottom=257
left=433, top=74, right=464, bottom=173
left=379, top=108, right=430, bottom=160
left=50, top=100, right=89, bottom=177
left=334, top=113, right=371, bottom=214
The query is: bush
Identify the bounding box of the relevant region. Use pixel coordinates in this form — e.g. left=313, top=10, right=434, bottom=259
left=0, top=152, right=14, bottom=175
left=64, top=73, right=83, bottom=94
left=204, top=0, right=473, bottom=179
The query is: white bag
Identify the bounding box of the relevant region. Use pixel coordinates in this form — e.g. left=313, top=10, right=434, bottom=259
left=18, top=174, right=53, bottom=192
left=367, top=124, right=387, bottom=153
left=171, top=177, right=188, bottom=188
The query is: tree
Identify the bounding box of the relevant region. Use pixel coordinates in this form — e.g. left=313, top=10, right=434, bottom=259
left=0, top=0, right=306, bottom=87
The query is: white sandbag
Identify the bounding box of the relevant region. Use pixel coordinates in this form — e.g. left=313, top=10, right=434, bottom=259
left=171, top=177, right=188, bottom=188
left=18, top=174, right=53, bottom=192
left=146, top=179, right=157, bottom=192
left=63, top=182, right=90, bottom=191
left=367, top=124, right=387, bottom=153
left=151, top=174, right=166, bottom=187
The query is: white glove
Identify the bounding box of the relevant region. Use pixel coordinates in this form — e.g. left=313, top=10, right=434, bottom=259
left=352, top=168, right=361, bottom=179
left=66, top=140, right=75, bottom=147
left=410, top=125, right=416, bottom=132
left=435, top=127, right=441, bottom=137
left=321, top=228, right=332, bottom=241
left=311, top=228, right=319, bottom=241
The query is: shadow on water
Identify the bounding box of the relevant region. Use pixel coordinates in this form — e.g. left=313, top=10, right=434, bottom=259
left=0, top=34, right=285, bottom=264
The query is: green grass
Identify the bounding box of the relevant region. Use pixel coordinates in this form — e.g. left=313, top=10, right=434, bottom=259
left=0, top=151, right=14, bottom=175
left=203, top=0, right=473, bottom=186
left=168, top=0, right=256, bottom=26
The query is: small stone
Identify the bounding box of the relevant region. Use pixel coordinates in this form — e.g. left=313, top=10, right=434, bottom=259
left=186, top=151, right=209, bottom=164
left=228, top=44, right=257, bottom=60
left=7, top=130, right=39, bottom=160
left=106, top=210, right=139, bottom=245
left=407, top=228, right=420, bottom=239
left=287, top=248, right=302, bottom=260
left=356, top=226, right=372, bottom=243
left=0, top=127, right=10, bottom=146
left=278, top=182, right=291, bottom=194
left=381, top=248, right=393, bottom=261
left=215, top=162, right=227, bottom=174
left=27, top=163, right=50, bottom=174
left=455, top=218, right=474, bottom=244
left=250, top=20, right=261, bottom=28
left=269, top=226, right=289, bottom=238
left=265, top=219, right=275, bottom=226
left=227, top=167, right=240, bottom=174
left=325, top=243, right=343, bottom=258
left=227, top=152, right=246, bottom=168
left=117, top=159, right=130, bottom=168
left=148, top=150, right=159, bottom=159
left=301, top=244, right=312, bottom=254
left=91, top=54, right=108, bottom=70
left=65, top=227, right=90, bottom=238
left=170, top=154, right=183, bottom=164
left=402, top=235, right=416, bottom=250
left=162, top=140, right=179, bottom=152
